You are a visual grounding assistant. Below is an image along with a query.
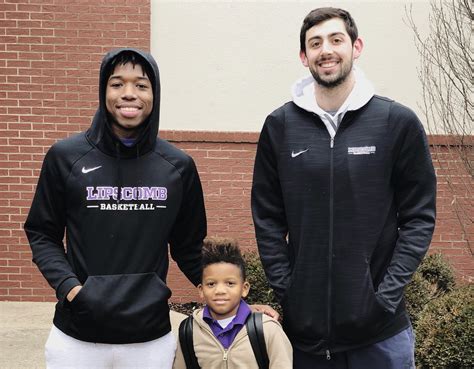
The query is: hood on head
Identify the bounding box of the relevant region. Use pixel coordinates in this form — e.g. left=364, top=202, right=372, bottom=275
left=87, top=48, right=161, bottom=156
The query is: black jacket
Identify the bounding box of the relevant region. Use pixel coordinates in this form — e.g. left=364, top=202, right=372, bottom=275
left=251, top=96, right=436, bottom=355
left=24, top=48, right=207, bottom=344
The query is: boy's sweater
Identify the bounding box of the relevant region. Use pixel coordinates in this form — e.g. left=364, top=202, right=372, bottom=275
left=173, top=308, right=292, bottom=369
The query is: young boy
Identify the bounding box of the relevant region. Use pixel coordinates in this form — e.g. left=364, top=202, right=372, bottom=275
left=173, top=239, right=292, bottom=369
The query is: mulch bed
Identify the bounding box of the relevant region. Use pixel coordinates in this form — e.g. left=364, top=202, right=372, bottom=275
left=169, top=301, right=203, bottom=316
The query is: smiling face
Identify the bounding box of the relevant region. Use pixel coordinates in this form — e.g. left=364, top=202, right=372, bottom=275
left=198, top=262, right=250, bottom=320
left=300, top=17, right=363, bottom=89
left=105, top=62, right=153, bottom=139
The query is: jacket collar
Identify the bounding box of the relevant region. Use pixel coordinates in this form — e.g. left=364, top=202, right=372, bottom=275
left=291, top=66, right=375, bottom=137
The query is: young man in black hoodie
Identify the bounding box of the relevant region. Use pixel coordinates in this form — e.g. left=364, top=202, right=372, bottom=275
left=251, top=8, right=436, bottom=369
left=24, top=48, right=207, bottom=368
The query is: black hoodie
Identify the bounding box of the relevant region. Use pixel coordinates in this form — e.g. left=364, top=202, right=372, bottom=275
left=24, top=48, right=207, bottom=344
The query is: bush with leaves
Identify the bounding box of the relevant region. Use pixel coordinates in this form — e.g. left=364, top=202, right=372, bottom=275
left=405, top=253, right=473, bottom=367
left=415, top=284, right=473, bottom=368
left=243, top=252, right=281, bottom=314
left=416, top=253, right=456, bottom=292
left=405, top=253, right=456, bottom=327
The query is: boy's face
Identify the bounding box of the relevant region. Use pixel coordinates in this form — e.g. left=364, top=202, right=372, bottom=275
left=198, top=262, right=250, bottom=320
left=105, top=62, right=153, bottom=139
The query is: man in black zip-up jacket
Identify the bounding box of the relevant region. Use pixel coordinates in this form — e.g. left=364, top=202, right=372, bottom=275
left=251, top=8, right=436, bottom=369
left=24, top=48, right=207, bottom=368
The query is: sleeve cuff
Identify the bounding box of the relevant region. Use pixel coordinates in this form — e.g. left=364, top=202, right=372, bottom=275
left=56, top=277, right=81, bottom=304
left=375, top=293, right=397, bottom=314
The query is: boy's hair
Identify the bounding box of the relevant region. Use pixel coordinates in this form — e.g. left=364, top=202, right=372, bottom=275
left=104, top=50, right=155, bottom=90
left=201, top=237, right=246, bottom=281
left=300, top=7, right=358, bottom=52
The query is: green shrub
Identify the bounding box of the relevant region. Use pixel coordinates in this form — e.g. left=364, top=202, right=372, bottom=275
left=416, top=253, right=456, bottom=292
left=243, top=252, right=281, bottom=313
left=415, top=284, right=473, bottom=368
left=405, top=272, right=435, bottom=326
left=405, top=253, right=456, bottom=327
left=405, top=253, right=472, bottom=367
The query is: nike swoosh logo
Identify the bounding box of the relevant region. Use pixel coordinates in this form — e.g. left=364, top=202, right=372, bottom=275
left=291, top=149, right=309, bottom=158
left=82, top=166, right=102, bottom=174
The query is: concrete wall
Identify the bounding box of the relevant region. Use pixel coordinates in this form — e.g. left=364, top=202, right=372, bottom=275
left=151, top=0, right=430, bottom=132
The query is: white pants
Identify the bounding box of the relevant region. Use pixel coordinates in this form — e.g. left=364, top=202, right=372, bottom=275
left=45, top=326, right=176, bottom=369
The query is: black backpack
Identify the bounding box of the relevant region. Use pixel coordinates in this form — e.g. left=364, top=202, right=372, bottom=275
left=178, top=312, right=269, bottom=369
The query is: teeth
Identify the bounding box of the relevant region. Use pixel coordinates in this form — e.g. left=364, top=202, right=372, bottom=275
left=320, top=62, right=338, bottom=67
left=120, top=107, right=138, bottom=111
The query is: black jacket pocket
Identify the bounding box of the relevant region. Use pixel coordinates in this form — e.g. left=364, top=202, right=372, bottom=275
left=68, top=272, right=172, bottom=343
left=333, top=261, right=388, bottom=343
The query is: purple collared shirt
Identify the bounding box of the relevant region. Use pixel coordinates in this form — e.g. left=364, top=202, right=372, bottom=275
left=203, top=299, right=251, bottom=349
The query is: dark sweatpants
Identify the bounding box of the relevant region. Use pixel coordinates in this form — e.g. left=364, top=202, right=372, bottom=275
left=293, top=326, right=415, bottom=369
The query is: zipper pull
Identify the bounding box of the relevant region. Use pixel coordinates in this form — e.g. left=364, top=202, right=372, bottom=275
left=330, top=137, right=334, bottom=149
left=326, top=349, right=331, bottom=360
left=223, top=350, right=228, bottom=361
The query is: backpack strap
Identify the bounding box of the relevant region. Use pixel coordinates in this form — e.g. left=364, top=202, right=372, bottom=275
left=178, top=316, right=201, bottom=369
left=246, top=312, right=269, bottom=369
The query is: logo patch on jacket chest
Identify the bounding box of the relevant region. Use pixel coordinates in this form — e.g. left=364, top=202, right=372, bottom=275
left=85, top=186, right=167, bottom=211
left=347, top=146, right=376, bottom=155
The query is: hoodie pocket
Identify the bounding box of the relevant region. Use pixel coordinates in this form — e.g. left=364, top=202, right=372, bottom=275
left=69, top=272, right=171, bottom=343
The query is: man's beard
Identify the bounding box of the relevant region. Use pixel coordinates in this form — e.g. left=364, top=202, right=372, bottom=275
left=309, top=59, right=353, bottom=88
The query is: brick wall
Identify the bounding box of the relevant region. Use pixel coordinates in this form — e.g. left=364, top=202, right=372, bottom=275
left=0, top=1, right=472, bottom=303
left=428, top=138, right=473, bottom=284
left=0, top=0, right=151, bottom=301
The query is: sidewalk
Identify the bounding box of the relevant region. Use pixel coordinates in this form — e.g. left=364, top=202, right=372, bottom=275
left=0, top=301, right=187, bottom=369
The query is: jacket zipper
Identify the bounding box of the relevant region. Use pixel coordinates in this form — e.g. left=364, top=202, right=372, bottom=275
left=199, top=320, right=248, bottom=368
left=327, top=136, right=335, bottom=360
left=223, top=349, right=228, bottom=368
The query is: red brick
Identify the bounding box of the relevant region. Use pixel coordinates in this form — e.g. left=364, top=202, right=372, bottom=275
left=6, top=28, right=30, bottom=37
left=31, top=288, right=54, bottom=296
left=0, top=115, right=19, bottom=122
left=0, top=280, right=20, bottom=288
left=0, top=266, right=20, bottom=274
left=8, top=274, right=32, bottom=287
left=9, top=288, right=32, bottom=295
left=0, top=296, right=22, bottom=301
left=26, top=296, right=50, bottom=302
left=7, top=259, right=32, bottom=267
left=0, top=4, right=16, bottom=11
left=20, top=266, right=39, bottom=275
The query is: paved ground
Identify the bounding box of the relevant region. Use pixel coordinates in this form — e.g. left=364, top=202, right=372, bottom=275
left=0, top=302, right=187, bottom=369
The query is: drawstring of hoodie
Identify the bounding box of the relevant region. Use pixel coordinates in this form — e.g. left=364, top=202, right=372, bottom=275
left=115, top=142, right=123, bottom=204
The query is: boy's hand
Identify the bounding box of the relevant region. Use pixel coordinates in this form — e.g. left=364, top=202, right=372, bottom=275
left=250, top=304, right=280, bottom=320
